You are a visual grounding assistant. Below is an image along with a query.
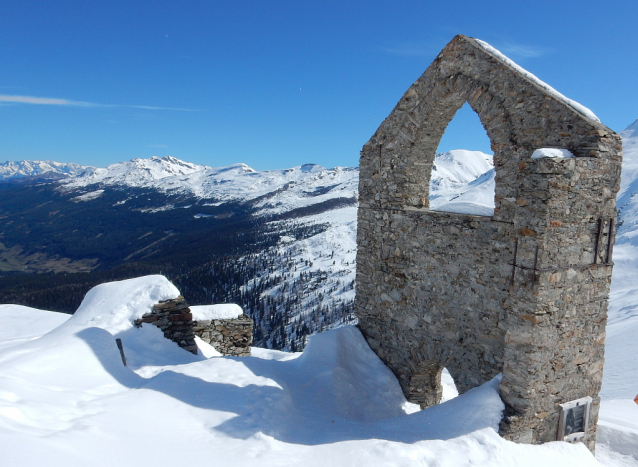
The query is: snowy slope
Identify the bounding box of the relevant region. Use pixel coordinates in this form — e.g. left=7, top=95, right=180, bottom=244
left=0, top=276, right=603, bottom=466
left=0, top=159, right=91, bottom=180
left=429, top=149, right=495, bottom=216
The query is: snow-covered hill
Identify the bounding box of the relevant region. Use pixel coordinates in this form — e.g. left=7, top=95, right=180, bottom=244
left=429, top=149, right=495, bottom=216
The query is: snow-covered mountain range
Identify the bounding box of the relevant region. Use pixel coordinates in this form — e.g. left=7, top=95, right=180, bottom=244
left=1, top=151, right=492, bottom=216
left=0, top=148, right=494, bottom=350
left=0, top=159, right=91, bottom=180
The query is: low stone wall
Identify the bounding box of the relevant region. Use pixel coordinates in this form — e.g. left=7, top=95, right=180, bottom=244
left=192, top=314, right=253, bottom=357
left=134, top=296, right=198, bottom=354
left=134, top=296, right=253, bottom=357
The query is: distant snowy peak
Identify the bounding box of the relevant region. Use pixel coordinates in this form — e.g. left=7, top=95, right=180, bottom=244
left=208, top=163, right=256, bottom=176
left=63, top=155, right=210, bottom=189
left=621, top=118, right=638, bottom=137
left=0, top=160, right=92, bottom=180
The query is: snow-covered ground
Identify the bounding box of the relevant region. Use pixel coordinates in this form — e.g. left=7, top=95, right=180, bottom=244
left=0, top=276, right=609, bottom=466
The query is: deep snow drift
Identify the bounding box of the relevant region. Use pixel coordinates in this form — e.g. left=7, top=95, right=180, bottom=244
left=0, top=275, right=624, bottom=466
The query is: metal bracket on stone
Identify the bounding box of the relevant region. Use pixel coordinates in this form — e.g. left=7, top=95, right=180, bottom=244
left=531, top=246, right=539, bottom=286
left=605, top=218, right=615, bottom=264
left=593, top=218, right=604, bottom=264
left=510, top=238, right=518, bottom=286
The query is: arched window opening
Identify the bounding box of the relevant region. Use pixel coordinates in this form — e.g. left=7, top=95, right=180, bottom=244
left=430, top=102, right=495, bottom=216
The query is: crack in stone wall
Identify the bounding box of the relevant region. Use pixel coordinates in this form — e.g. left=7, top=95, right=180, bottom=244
left=355, top=34, right=622, bottom=451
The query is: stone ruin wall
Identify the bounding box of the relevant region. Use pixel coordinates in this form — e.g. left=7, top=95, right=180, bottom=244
left=134, top=296, right=253, bottom=357
left=355, top=35, right=622, bottom=450
left=192, top=314, right=253, bottom=357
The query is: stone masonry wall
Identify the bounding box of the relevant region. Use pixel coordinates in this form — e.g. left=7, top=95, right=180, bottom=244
left=192, top=314, right=253, bottom=357
left=355, top=34, right=622, bottom=451
left=134, top=296, right=253, bottom=357
left=135, top=296, right=198, bottom=354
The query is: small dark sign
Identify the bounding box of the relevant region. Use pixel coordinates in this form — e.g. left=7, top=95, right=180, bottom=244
left=557, top=396, right=592, bottom=441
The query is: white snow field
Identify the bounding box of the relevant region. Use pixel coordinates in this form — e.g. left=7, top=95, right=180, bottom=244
left=0, top=276, right=604, bottom=467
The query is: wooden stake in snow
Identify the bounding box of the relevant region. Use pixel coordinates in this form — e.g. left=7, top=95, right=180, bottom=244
left=115, top=338, right=127, bottom=366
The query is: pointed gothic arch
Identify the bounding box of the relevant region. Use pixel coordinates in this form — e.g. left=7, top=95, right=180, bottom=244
left=355, top=35, right=622, bottom=450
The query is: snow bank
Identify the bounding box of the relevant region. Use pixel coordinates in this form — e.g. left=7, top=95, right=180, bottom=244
left=597, top=400, right=638, bottom=463
left=0, top=305, right=69, bottom=351
left=190, top=304, right=243, bottom=320
left=0, top=282, right=603, bottom=467
left=68, top=275, right=180, bottom=334
left=531, top=148, right=575, bottom=159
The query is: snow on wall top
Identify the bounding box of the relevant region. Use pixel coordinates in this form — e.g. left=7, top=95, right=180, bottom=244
left=530, top=148, right=575, bottom=159
left=190, top=304, right=244, bottom=320
left=474, top=39, right=601, bottom=123
left=66, top=275, right=180, bottom=334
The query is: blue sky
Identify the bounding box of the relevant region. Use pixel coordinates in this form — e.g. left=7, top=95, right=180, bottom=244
left=1, top=0, right=636, bottom=171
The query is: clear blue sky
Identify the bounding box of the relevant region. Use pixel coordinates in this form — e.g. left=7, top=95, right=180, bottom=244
left=1, top=0, right=636, bottom=171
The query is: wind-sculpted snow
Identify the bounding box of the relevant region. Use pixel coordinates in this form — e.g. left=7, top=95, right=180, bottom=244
left=0, top=276, right=603, bottom=466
